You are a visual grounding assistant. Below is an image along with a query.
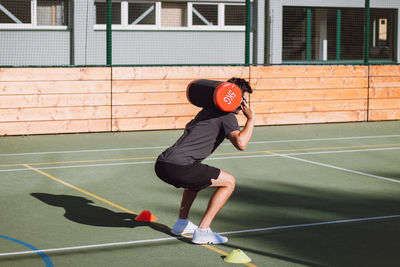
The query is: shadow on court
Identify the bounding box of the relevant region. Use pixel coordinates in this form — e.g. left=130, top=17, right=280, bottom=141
left=31, top=193, right=143, bottom=228
left=157, top=181, right=400, bottom=266
left=221, top=242, right=325, bottom=267
left=30, top=193, right=190, bottom=243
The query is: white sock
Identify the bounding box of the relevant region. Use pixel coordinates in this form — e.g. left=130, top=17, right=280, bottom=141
left=177, top=218, right=189, bottom=225
left=196, top=227, right=211, bottom=232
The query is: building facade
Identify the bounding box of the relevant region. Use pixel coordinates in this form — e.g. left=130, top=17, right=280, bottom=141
left=0, top=0, right=399, bottom=66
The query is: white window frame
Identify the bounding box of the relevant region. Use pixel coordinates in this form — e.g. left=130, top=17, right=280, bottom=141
left=0, top=0, right=68, bottom=30
left=94, top=1, right=245, bottom=31
left=127, top=1, right=160, bottom=27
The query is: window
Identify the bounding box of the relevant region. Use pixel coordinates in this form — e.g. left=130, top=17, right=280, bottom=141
left=370, top=9, right=396, bottom=60
left=282, top=7, right=307, bottom=61
left=161, top=2, right=186, bottom=27
left=188, top=2, right=245, bottom=28
left=0, top=0, right=68, bottom=27
left=95, top=2, right=121, bottom=24
left=282, top=6, right=397, bottom=62
left=129, top=2, right=156, bottom=25
left=340, top=8, right=364, bottom=60
left=0, top=0, right=31, bottom=24
left=191, top=3, right=218, bottom=26
left=94, top=1, right=246, bottom=30
left=37, top=0, right=68, bottom=25
left=225, top=4, right=246, bottom=26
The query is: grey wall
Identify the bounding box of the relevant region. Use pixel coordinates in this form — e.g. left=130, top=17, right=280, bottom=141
left=86, top=30, right=246, bottom=65
left=0, top=30, right=70, bottom=66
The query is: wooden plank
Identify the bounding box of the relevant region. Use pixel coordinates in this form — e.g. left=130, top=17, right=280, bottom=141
left=112, top=66, right=249, bottom=80
left=252, top=88, right=367, bottom=102
left=250, top=78, right=296, bottom=89
left=0, top=94, right=110, bottom=108
left=369, top=110, right=400, bottom=121
left=0, top=67, right=111, bottom=82
left=331, top=66, right=367, bottom=77
left=368, top=99, right=400, bottom=110
left=369, top=65, right=400, bottom=122
left=0, top=81, right=111, bottom=95
left=0, top=119, right=111, bottom=135
left=250, top=111, right=367, bottom=126
left=370, top=77, right=400, bottom=88
left=113, top=79, right=193, bottom=93
left=369, top=88, right=400, bottom=98
left=0, top=106, right=111, bottom=122
left=253, top=100, right=367, bottom=113
left=250, top=66, right=367, bottom=78
left=112, top=116, right=192, bottom=131
left=112, top=104, right=200, bottom=118
left=112, top=92, right=188, bottom=105
left=369, top=65, right=400, bottom=77
left=252, top=77, right=367, bottom=90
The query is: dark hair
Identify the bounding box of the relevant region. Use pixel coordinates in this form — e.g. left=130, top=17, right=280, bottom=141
left=227, top=77, right=253, bottom=94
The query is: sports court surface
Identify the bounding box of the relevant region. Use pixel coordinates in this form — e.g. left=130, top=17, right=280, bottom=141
left=1, top=121, right=400, bottom=267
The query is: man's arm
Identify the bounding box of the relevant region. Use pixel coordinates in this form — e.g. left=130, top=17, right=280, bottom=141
left=228, top=100, right=255, bottom=151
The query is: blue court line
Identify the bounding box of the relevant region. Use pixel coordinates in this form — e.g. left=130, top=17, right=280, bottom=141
left=0, top=235, right=53, bottom=267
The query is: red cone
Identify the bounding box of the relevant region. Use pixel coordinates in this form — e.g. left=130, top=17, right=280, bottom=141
left=135, top=210, right=157, bottom=222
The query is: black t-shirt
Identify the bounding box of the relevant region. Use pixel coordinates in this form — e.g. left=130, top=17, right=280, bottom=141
left=158, top=108, right=240, bottom=165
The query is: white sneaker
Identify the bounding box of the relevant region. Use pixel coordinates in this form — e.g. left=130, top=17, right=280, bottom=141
left=171, top=219, right=198, bottom=235
left=191, top=228, right=228, bottom=244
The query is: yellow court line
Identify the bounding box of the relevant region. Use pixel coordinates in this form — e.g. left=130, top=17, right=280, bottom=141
left=0, top=156, right=156, bottom=168
left=23, top=164, right=137, bottom=215
left=23, top=164, right=256, bottom=266
left=203, top=245, right=257, bottom=267
left=2, top=143, right=399, bottom=168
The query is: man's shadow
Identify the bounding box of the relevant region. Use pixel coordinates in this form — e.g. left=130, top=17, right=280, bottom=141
left=30, top=193, right=183, bottom=240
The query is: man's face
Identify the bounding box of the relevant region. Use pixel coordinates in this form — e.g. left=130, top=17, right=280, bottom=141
left=242, top=92, right=250, bottom=103
left=233, top=92, right=250, bottom=114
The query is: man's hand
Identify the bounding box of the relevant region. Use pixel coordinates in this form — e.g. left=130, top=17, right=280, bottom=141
left=240, top=99, right=255, bottom=121
left=228, top=98, right=255, bottom=151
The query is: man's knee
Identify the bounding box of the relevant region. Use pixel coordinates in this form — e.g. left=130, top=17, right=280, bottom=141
left=219, top=170, right=236, bottom=190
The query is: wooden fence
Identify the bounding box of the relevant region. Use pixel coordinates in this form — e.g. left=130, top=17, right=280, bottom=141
left=0, top=65, right=399, bottom=135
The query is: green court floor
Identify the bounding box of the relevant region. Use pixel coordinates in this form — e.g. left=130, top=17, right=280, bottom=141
left=1, top=121, right=400, bottom=267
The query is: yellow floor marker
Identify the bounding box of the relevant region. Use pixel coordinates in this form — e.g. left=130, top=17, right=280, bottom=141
left=224, top=249, right=252, bottom=264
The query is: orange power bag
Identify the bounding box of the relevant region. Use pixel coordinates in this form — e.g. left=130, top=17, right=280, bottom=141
left=186, top=79, right=243, bottom=112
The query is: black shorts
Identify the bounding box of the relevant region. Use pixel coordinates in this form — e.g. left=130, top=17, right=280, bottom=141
left=154, top=160, right=221, bottom=192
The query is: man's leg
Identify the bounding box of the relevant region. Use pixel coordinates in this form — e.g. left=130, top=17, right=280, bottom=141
left=192, top=170, right=235, bottom=244
left=199, top=170, right=235, bottom=228
left=179, top=188, right=197, bottom=219
left=171, top=188, right=198, bottom=235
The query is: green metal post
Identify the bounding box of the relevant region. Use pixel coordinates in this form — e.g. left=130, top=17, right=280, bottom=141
left=106, top=0, right=112, bottom=66
left=306, top=8, right=312, bottom=61
left=245, top=0, right=251, bottom=65
left=336, top=9, right=341, bottom=61
left=364, top=0, right=370, bottom=64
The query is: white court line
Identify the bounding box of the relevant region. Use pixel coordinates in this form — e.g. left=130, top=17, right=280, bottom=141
left=0, top=161, right=155, bottom=172
left=248, top=134, right=400, bottom=145
left=0, top=146, right=168, bottom=157
left=210, top=146, right=400, bottom=161
left=1, top=146, right=400, bottom=173
left=1, top=134, right=400, bottom=157
left=279, top=154, right=400, bottom=184
left=1, top=213, right=399, bottom=257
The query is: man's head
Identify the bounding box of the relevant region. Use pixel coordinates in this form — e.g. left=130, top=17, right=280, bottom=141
left=227, top=78, right=253, bottom=113
left=227, top=77, right=253, bottom=95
